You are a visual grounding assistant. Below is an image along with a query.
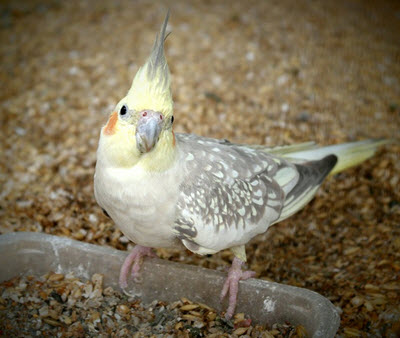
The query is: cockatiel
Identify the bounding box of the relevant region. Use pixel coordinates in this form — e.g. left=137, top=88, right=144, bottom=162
left=94, top=13, right=387, bottom=319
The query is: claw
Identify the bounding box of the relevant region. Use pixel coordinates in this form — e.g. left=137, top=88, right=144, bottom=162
left=119, top=245, right=155, bottom=290
left=220, top=257, right=256, bottom=319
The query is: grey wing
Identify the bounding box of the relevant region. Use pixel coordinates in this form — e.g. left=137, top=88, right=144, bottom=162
left=173, top=134, right=297, bottom=255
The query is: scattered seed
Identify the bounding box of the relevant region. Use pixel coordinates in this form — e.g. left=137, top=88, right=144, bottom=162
left=180, top=304, right=199, bottom=311
left=43, top=318, right=63, bottom=327
left=48, top=274, right=64, bottom=282
left=233, top=327, right=248, bottom=335
left=350, top=296, right=364, bottom=307
left=181, top=314, right=201, bottom=321
left=117, top=304, right=130, bottom=315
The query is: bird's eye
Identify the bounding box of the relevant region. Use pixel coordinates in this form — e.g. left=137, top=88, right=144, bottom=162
left=120, top=105, right=127, bottom=116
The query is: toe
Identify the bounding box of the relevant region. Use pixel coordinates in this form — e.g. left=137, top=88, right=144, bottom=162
left=220, top=278, right=231, bottom=302
left=119, top=273, right=128, bottom=289
left=241, top=270, right=256, bottom=280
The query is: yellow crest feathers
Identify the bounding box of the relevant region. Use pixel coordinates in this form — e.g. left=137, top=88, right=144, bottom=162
left=127, top=12, right=173, bottom=117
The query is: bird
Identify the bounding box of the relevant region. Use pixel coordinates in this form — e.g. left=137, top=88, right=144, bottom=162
left=94, top=12, right=387, bottom=319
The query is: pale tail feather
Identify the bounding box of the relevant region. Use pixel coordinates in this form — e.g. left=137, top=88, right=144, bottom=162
left=271, top=139, right=389, bottom=175
left=272, top=139, right=388, bottom=223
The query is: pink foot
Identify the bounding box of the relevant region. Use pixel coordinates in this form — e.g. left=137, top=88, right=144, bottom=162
left=119, top=245, right=156, bottom=290
left=220, top=257, right=256, bottom=320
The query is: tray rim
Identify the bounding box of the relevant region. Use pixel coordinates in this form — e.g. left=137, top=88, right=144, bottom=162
left=0, top=232, right=340, bottom=337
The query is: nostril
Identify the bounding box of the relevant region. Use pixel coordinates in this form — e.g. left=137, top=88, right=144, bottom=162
left=142, top=111, right=147, bottom=117
left=160, top=115, right=163, bottom=120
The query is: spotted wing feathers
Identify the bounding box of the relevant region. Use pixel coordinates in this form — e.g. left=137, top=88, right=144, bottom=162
left=173, top=134, right=293, bottom=254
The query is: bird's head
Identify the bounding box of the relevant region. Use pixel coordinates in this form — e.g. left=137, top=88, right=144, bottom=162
left=98, top=12, right=176, bottom=171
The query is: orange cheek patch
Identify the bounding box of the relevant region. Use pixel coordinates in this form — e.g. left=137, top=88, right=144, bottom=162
left=103, top=112, right=118, bottom=135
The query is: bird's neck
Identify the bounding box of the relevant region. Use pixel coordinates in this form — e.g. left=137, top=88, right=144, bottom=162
left=98, top=129, right=177, bottom=172
left=138, top=131, right=177, bottom=172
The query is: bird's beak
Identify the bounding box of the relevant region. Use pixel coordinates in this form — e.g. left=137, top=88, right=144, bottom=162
left=135, top=110, right=163, bottom=153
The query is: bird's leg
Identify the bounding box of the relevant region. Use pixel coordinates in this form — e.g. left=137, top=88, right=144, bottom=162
left=220, top=257, right=256, bottom=320
left=119, top=245, right=156, bottom=289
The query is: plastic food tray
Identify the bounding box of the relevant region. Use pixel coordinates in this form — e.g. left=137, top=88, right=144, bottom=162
left=0, top=232, right=340, bottom=337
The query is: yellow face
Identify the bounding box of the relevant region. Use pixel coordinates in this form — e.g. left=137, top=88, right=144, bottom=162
left=100, top=103, right=176, bottom=171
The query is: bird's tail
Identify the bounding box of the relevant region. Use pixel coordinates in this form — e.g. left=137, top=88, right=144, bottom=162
left=267, top=139, right=388, bottom=175
left=268, top=139, right=388, bottom=223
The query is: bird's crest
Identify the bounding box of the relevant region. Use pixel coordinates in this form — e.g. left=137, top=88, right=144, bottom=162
left=127, top=12, right=173, bottom=117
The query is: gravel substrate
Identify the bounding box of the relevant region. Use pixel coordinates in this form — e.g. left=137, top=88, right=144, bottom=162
left=0, top=272, right=301, bottom=337
left=1, top=0, right=399, bottom=336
